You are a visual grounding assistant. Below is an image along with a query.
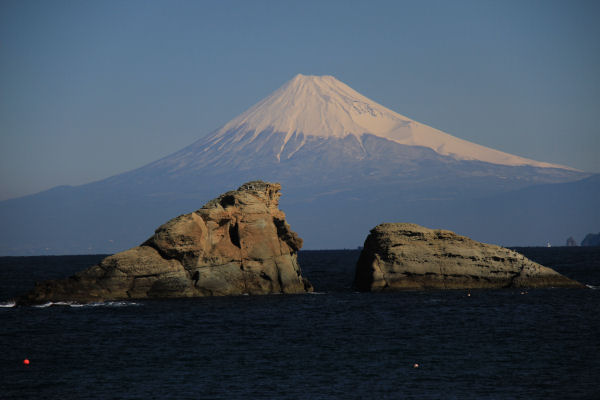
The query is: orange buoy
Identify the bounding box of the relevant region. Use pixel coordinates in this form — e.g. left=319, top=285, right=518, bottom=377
left=23, top=359, right=30, bottom=365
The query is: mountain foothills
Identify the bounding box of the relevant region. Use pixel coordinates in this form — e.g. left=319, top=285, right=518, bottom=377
left=1, top=74, right=597, bottom=255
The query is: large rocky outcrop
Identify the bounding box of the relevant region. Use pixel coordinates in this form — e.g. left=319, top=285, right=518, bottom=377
left=18, top=181, right=313, bottom=304
left=354, top=223, right=584, bottom=291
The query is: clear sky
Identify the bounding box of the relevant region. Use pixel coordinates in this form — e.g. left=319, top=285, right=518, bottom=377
left=1, top=0, right=598, bottom=200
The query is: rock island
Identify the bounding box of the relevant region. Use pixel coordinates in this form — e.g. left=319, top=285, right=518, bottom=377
left=354, top=223, right=584, bottom=291
left=18, top=181, right=313, bottom=304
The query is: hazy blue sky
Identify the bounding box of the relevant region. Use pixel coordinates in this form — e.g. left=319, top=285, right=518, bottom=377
left=1, top=0, right=598, bottom=200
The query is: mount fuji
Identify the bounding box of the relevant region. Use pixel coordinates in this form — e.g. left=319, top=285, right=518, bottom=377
left=1, top=74, right=596, bottom=255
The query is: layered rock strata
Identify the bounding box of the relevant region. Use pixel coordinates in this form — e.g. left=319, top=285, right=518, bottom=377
left=19, top=181, right=313, bottom=304
left=354, top=223, right=584, bottom=291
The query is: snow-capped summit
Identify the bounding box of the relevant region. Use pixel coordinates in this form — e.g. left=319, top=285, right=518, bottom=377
left=218, top=74, right=394, bottom=140
left=201, top=74, right=568, bottom=169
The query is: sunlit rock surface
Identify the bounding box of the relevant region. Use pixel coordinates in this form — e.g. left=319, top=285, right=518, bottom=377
left=18, top=181, right=312, bottom=304
left=354, top=223, right=584, bottom=291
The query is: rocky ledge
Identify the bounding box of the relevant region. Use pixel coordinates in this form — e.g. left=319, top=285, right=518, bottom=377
left=354, top=223, right=584, bottom=291
left=18, top=181, right=313, bottom=304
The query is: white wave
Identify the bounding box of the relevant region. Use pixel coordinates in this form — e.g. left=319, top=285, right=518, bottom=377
left=77, top=301, right=140, bottom=307
left=0, top=300, right=16, bottom=308
left=308, top=291, right=327, bottom=295
left=33, top=302, right=55, bottom=308
left=32, top=301, right=80, bottom=308
left=586, top=284, right=598, bottom=290
left=33, top=301, right=140, bottom=308
left=36, top=301, right=74, bottom=307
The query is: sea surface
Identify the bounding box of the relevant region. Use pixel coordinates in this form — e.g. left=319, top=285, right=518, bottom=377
left=1, top=248, right=599, bottom=399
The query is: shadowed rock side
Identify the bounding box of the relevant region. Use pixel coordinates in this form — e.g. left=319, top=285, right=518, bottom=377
left=18, top=181, right=313, bottom=304
left=354, top=223, right=584, bottom=291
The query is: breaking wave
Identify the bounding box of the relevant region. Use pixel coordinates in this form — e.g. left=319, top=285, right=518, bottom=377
left=33, top=301, right=141, bottom=308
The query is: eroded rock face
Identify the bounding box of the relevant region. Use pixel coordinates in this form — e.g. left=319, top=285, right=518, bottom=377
left=19, top=181, right=313, bottom=304
left=354, top=223, right=584, bottom=291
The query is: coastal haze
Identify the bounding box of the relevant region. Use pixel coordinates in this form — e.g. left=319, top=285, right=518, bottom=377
left=0, top=74, right=596, bottom=255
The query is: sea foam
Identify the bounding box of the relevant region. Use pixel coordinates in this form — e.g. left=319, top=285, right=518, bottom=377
left=32, top=301, right=141, bottom=308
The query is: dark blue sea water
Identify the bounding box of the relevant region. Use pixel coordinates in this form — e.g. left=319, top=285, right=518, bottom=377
left=1, top=249, right=599, bottom=399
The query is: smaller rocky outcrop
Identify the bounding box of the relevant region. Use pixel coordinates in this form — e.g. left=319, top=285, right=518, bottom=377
left=566, top=237, right=578, bottom=247
left=354, top=223, right=584, bottom=291
left=18, top=181, right=313, bottom=304
left=581, top=233, right=600, bottom=247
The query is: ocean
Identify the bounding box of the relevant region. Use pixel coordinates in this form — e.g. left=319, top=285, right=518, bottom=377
left=1, top=248, right=599, bottom=399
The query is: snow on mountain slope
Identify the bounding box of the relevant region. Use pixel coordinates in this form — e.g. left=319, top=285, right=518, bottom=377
left=0, top=74, right=592, bottom=255
left=201, top=74, right=571, bottom=169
